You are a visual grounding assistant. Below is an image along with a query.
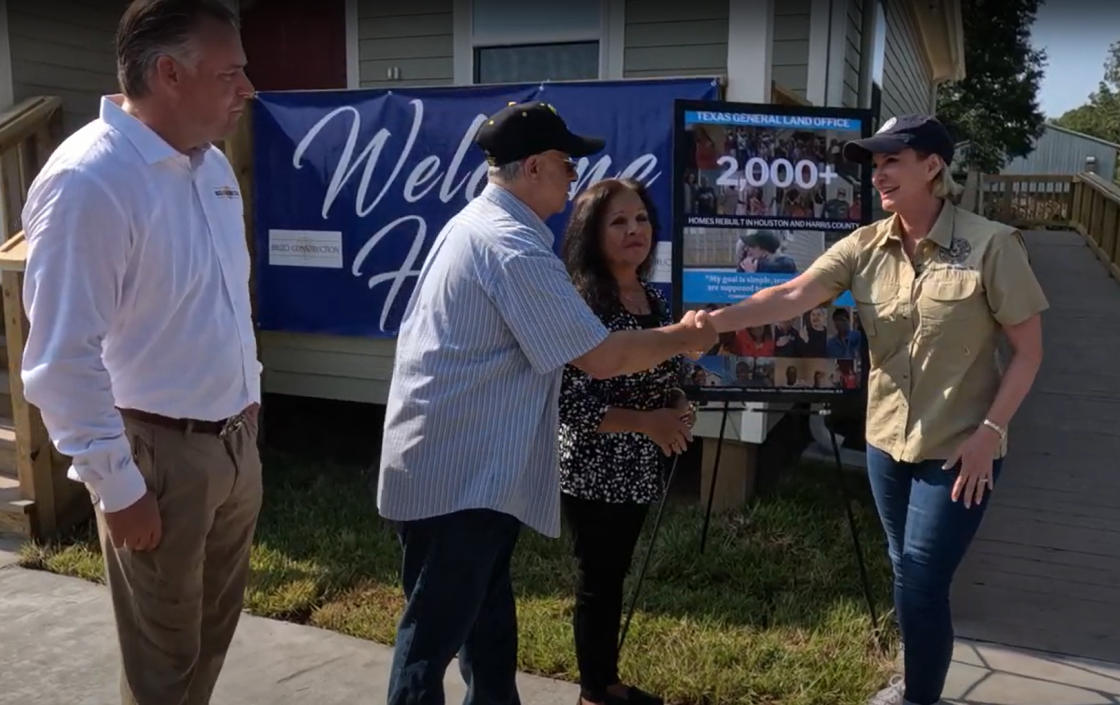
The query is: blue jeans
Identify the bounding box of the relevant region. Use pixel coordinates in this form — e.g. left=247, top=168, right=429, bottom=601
left=865, top=445, right=1004, bottom=705
left=386, top=508, right=523, bottom=705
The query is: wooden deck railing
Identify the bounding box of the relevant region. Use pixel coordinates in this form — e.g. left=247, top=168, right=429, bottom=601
left=0, top=96, right=87, bottom=541
left=974, top=171, right=1120, bottom=284
left=979, top=174, right=1075, bottom=228
left=1070, top=172, right=1120, bottom=281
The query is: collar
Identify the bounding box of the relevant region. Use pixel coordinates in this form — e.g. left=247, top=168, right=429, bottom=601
left=99, top=95, right=209, bottom=170
left=478, top=183, right=555, bottom=247
left=877, top=199, right=956, bottom=249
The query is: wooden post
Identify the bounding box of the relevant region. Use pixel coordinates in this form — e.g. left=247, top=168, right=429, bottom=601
left=699, top=437, right=757, bottom=513
left=222, top=103, right=262, bottom=444
left=1, top=268, right=55, bottom=537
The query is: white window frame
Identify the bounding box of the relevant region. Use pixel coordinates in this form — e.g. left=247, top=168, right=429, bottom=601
left=452, top=0, right=625, bottom=86
left=344, top=0, right=360, bottom=88
left=859, top=0, right=887, bottom=116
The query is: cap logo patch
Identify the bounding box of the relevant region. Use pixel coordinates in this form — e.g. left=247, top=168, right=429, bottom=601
left=877, top=117, right=897, bottom=134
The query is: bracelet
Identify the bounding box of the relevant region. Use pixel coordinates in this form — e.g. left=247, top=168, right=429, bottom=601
left=982, top=418, right=1007, bottom=439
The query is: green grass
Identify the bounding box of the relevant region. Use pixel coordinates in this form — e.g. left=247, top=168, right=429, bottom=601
left=18, top=448, right=898, bottom=705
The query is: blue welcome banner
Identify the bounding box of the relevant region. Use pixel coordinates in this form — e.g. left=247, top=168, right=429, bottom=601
left=252, top=78, right=720, bottom=337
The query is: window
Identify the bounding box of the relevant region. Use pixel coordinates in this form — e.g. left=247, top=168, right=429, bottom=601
left=469, top=0, right=602, bottom=84
left=475, top=42, right=599, bottom=84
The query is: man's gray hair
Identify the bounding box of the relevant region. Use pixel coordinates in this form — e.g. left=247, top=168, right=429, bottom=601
left=116, top=0, right=239, bottom=100
left=487, top=160, right=524, bottom=184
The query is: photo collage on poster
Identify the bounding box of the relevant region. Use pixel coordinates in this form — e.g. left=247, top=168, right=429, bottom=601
left=674, top=103, right=872, bottom=400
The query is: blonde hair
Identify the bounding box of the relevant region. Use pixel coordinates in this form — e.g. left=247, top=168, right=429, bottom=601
left=930, top=157, right=964, bottom=200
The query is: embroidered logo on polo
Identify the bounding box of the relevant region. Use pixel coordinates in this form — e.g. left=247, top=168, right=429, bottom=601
left=214, top=186, right=240, bottom=199
left=937, top=237, right=972, bottom=265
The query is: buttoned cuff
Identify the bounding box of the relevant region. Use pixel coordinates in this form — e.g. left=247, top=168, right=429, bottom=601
left=87, top=461, right=148, bottom=513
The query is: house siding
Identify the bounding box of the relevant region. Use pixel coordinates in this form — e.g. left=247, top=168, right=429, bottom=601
left=273, top=0, right=735, bottom=406
left=843, top=0, right=862, bottom=108
left=622, top=0, right=728, bottom=78
left=771, top=0, right=811, bottom=99
left=259, top=0, right=454, bottom=405
left=998, top=125, right=1119, bottom=182
left=355, top=0, right=454, bottom=87
left=6, top=0, right=120, bottom=136
left=879, top=0, right=933, bottom=119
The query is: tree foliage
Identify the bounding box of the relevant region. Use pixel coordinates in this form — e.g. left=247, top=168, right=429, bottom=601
left=1052, top=41, right=1120, bottom=144
left=936, top=0, right=1048, bottom=173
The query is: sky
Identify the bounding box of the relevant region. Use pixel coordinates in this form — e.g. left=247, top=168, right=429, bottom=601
left=1030, top=1, right=1120, bottom=119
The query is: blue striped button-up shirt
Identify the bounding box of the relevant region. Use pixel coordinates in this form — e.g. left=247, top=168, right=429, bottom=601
left=376, top=183, right=611, bottom=538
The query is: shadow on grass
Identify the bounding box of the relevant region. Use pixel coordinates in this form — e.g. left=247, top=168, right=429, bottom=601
left=18, top=393, right=899, bottom=705
left=19, top=393, right=896, bottom=639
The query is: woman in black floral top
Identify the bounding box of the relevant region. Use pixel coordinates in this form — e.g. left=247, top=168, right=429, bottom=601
left=558, top=178, right=694, bottom=705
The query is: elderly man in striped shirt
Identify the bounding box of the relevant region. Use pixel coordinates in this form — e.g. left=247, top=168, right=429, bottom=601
left=377, top=101, right=715, bottom=705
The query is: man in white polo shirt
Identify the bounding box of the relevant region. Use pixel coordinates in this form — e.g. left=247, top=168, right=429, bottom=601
left=20, top=1, right=259, bottom=703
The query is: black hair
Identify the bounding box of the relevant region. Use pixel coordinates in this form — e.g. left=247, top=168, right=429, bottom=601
left=117, top=0, right=239, bottom=99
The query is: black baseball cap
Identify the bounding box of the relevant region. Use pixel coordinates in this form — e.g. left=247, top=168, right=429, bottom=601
left=842, top=114, right=955, bottom=166
left=474, top=101, right=605, bottom=166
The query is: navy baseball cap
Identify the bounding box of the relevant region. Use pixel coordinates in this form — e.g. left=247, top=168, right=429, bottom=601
left=842, top=114, right=955, bottom=166
left=474, top=101, right=605, bottom=166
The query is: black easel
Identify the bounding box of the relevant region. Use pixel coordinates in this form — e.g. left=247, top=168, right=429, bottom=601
left=620, top=399, right=884, bottom=654
left=697, top=401, right=881, bottom=645
left=618, top=450, right=682, bottom=653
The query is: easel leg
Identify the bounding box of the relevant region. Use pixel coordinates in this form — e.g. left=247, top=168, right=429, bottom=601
left=699, top=401, right=731, bottom=554
left=619, top=454, right=682, bottom=654
left=824, top=408, right=884, bottom=651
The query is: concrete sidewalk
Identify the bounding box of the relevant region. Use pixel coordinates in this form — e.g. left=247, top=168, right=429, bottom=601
left=1, top=559, right=1119, bottom=705
left=0, top=565, right=578, bottom=705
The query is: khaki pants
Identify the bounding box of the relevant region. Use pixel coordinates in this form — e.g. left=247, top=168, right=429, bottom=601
left=93, top=411, right=262, bottom=705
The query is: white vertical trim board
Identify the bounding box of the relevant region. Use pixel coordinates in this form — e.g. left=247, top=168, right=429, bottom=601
left=805, top=0, right=832, bottom=106
left=725, top=0, right=774, bottom=102
left=824, top=0, right=848, bottom=106
left=344, top=0, right=360, bottom=88
left=602, top=0, right=625, bottom=79
left=452, top=0, right=473, bottom=85
left=0, top=0, right=15, bottom=111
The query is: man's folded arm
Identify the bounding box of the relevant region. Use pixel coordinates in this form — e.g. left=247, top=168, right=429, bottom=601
left=20, top=168, right=147, bottom=513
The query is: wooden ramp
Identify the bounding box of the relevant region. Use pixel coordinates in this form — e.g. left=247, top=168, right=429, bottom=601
left=951, top=228, right=1120, bottom=664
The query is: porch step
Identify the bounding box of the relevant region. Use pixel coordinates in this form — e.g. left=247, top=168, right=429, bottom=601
left=0, top=415, right=29, bottom=537
left=0, top=472, right=31, bottom=539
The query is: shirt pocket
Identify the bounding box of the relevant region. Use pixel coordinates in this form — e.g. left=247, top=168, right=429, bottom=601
left=851, top=279, right=900, bottom=338
left=918, top=270, right=986, bottom=331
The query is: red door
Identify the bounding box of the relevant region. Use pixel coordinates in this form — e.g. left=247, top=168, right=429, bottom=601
left=240, top=0, right=348, bottom=91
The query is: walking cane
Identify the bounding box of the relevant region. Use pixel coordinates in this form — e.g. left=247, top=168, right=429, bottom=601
left=618, top=452, right=681, bottom=654
left=618, top=388, right=693, bottom=654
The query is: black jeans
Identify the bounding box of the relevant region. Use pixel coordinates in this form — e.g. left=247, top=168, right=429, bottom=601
left=386, top=508, right=523, bottom=705
left=561, top=494, right=650, bottom=702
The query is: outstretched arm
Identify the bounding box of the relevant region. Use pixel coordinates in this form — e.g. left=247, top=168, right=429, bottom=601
left=705, top=236, right=859, bottom=333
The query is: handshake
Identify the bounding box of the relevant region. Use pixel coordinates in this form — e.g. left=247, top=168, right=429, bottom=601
left=674, top=309, right=719, bottom=359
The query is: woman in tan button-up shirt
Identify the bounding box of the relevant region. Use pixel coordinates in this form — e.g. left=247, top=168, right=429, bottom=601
left=702, top=114, right=1048, bottom=705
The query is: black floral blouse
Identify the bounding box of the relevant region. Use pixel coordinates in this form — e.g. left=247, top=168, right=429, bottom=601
left=558, top=283, right=685, bottom=505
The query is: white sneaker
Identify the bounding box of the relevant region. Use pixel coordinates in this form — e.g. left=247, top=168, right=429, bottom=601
left=867, top=674, right=905, bottom=705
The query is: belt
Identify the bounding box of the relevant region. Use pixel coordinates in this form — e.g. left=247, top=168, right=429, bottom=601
left=118, top=404, right=258, bottom=438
